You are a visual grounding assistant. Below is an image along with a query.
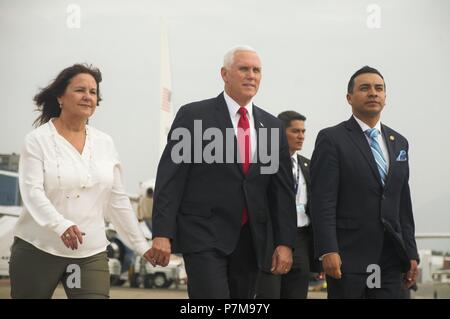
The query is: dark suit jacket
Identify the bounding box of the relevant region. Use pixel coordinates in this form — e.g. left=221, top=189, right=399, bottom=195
left=152, top=93, right=297, bottom=272
left=295, top=155, right=320, bottom=273
left=310, top=116, right=419, bottom=274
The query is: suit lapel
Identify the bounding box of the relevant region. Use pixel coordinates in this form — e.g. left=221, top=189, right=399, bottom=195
left=381, top=124, right=396, bottom=187
left=247, top=104, right=265, bottom=178
left=213, top=93, right=242, bottom=175
left=345, top=117, right=383, bottom=187
left=297, top=154, right=310, bottom=187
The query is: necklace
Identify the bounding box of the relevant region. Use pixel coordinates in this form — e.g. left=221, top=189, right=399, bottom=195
left=50, top=120, right=93, bottom=198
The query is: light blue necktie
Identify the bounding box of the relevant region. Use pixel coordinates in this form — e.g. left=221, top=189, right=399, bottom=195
left=366, top=128, right=388, bottom=186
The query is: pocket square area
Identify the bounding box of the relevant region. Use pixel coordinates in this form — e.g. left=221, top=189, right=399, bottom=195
left=396, top=150, right=407, bottom=161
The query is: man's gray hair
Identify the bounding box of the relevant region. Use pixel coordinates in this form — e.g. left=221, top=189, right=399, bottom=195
left=223, top=45, right=258, bottom=69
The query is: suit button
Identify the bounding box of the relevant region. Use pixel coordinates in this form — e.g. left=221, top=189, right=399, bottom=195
left=382, top=194, right=386, bottom=200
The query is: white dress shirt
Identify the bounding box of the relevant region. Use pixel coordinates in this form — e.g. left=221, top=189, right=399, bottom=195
left=291, top=153, right=310, bottom=227
left=353, top=115, right=390, bottom=172
left=14, top=119, right=149, bottom=258
left=223, top=91, right=257, bottom=161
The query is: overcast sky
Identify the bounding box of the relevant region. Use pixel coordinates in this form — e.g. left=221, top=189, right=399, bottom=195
left=1, top=0, right=449, bottom=251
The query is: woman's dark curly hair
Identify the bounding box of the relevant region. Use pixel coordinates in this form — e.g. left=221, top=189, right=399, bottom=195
left=33, top=64, right=102, bottom=127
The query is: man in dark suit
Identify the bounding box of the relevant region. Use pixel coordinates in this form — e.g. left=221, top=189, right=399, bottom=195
left=256, top=111, right=321, bottom=299
left=310, top=66, right=419, bottom=299
left=147, top=46, right=297, bottom=298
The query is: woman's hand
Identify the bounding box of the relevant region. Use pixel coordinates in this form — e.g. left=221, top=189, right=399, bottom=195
left=61, top=225, right=85, bottom=250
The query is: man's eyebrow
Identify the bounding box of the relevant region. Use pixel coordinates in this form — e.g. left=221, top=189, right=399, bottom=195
left=359, top=83, right=384, bottom=86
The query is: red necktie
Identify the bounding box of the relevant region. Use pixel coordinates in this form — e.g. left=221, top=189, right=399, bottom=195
left=237, top=107, right=251, bottom=225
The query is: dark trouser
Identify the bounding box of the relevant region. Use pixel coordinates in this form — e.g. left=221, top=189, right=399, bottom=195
left=255, top=227, right=311, bottom=299
left=326, top=234, right=403, bottom=299
left=9, top=237, right=110, bottom=299
left=183, top=224, right=258, bottom=299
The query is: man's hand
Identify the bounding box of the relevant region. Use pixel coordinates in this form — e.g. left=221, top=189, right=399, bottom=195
left=322, top=253, right=342, bottom=279
left=314, top=272, right=325, bottom=280
left=145, top=237, right=171, bottom=267
left=403, top=260, right=418, bottom=289
left=271, top=245, right=293, bottom=275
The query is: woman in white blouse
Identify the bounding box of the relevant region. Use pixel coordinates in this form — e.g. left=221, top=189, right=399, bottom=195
left=9, top=64, right=152, bottom=298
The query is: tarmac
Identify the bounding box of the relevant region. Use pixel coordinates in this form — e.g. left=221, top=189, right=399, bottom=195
left=0, top=277, right=327, bottom=299
left=1, top=277, right=448, bottom=299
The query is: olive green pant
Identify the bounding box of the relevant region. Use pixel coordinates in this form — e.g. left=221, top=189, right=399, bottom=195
left=9, top=237, right=110, bottom=299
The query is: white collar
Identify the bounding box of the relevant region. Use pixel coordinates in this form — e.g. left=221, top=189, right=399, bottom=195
left=48, top=117, right=90, bottom=135
left=291, top=152, right=298, bottom=164
left=223, top=91, right=253, bottom=119
left=353, top=114, right=382, bottom=134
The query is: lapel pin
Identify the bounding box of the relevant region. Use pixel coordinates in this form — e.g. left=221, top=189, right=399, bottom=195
left=389, top=135, right=395, bottom=141
left=304, top=163, right=308, bottom=167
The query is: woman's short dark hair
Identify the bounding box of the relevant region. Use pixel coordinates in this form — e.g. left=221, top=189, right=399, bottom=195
left=33, top=64, right=102, bottom=127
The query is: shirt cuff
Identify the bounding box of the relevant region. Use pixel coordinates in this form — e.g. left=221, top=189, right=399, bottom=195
left=134, top=241, right=151, bottom=256
left=319, top=252, right=338, bottom=261
left=54, top=220, right=76, bottom=237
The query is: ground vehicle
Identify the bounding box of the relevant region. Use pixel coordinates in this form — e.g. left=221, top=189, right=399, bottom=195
left=108, top=256, right=122, bottom=286
left=129, top=252, right=187, bottom=289
left=1, top=205, right=123, bottom=284
left=1, top=170, right=135, bottom=284
left=106, top=219, right=187, bottom=289
left=0, top=170, right=21, bottom=206
left=308, top=277, right=327, bottom=292
left=0, top=206, right=21, bottom=277
left=105, top=223, right=134, bottom=286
